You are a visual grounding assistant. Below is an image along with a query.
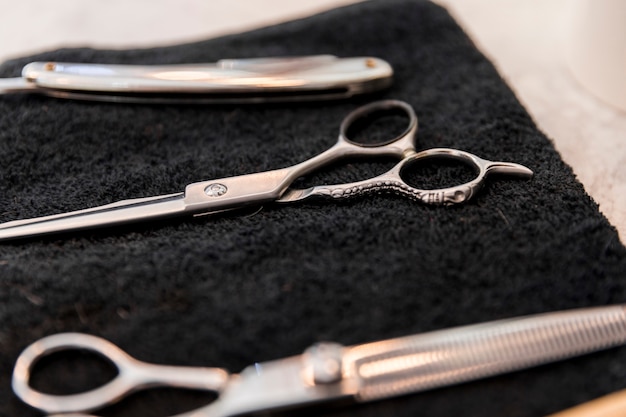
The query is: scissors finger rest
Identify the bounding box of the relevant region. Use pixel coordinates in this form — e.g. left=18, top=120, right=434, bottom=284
left=0, top=100, right=532, bottom=241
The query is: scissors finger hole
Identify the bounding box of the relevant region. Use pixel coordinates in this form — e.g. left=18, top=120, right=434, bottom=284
left=342, top=105, right=414, bottom=146
left=28, top=349, right=118, bottom=396
left=400, top=155, right=478, bottom=190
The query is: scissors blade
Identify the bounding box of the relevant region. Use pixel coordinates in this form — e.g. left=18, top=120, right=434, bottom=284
left=0, top=193, right=187, bottom=241
left=0, top=167, right=295, bottom=241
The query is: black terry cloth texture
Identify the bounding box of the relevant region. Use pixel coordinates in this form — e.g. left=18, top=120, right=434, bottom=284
left=1, top=1, right=626, bottom=416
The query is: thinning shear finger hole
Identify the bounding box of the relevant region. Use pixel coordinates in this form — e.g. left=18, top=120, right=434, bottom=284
left=29, top=350, right=118, bottom=395
left=344, top=108, right=412, bottom=146
left=400, top=156, right=478, bottom=190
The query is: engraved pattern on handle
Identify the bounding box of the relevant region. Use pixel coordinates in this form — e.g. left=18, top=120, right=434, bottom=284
left=305, top=176, right=478, bottom=206
left=346, top=306, right=626, bottom=401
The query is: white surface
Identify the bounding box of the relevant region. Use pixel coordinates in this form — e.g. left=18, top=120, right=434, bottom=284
left=565, top=0, right=626, bottom=112
left=0, top=0, right=624, bottom=240
left=436, top=0, right=626, bottom=241
left=0, top=1, right=360, bottom=60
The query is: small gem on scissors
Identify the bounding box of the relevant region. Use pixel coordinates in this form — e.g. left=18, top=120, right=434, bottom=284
left=204, top=183, right=228, bottom=197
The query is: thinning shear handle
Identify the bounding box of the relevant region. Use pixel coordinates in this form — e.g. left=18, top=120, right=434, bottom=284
left=12, top=333, right=229, bottom=415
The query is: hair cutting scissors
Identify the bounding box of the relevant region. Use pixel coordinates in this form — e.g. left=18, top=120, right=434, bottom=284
left=0, top=100, right=533, bottom=241
left=12, top=305, right=626, bottom=416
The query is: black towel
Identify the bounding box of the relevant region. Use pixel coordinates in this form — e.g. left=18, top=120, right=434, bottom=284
left=1, top=1, right=625, bottom=416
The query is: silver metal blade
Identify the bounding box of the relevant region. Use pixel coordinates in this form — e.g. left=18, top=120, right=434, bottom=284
left=0, top=78, right=37, bottom=94
left=0, top=193, right=186, bottom=241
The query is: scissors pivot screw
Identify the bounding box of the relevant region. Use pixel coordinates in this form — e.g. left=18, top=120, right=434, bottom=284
left=304, top=342, right=344, bottom=384
left=204, top=183, right=228, bottom=197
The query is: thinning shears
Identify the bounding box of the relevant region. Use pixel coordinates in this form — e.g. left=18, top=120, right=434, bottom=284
left=12, top=305, right=626, bottom=416
left=0, top=100, right=532, bottom=241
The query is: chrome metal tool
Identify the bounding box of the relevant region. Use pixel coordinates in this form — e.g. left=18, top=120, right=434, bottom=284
left=0, top=55, right=392, bottom=103
left=12, top=305, right=626, bottom=416
left=0, top=100, right=533, bottom=241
